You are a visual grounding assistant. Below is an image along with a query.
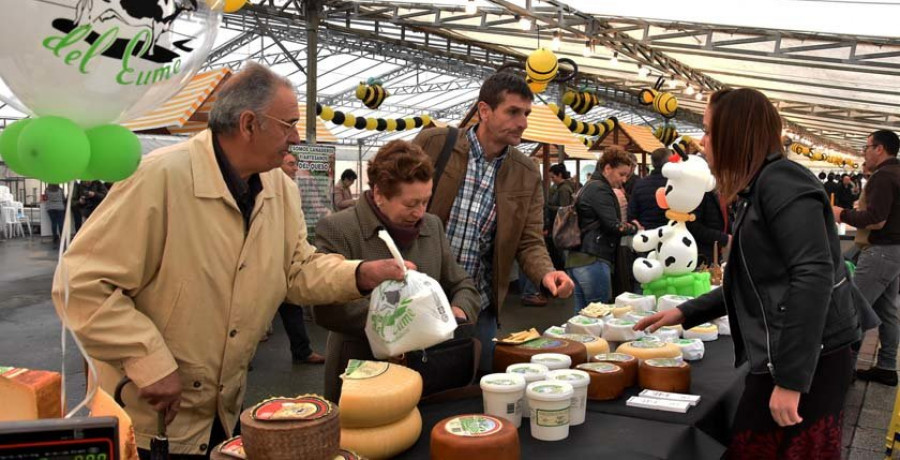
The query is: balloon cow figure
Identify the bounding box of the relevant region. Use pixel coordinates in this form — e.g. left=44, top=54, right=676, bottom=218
left=632, top=151, right=716, bottom=296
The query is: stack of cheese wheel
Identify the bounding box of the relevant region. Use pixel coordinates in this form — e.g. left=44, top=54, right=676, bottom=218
left=493, top=337, right=587, bottom=373
left=671, top=338, right=705, bottom=361
left=565, top=315, right=604, bottom=336
left=575, top=362, right=626, bottom=400
left=601, top=318, right=644, bottom=343
left=684, top=323, right=719, bottom=341
left=559, top=334, right=610, bottom=356
left=591, top=353, right=638, bottom=387
left=638, top=358, right=691, bottom=393
left=339, top=360, right=423, bottom=459
left=657, top=295, right=692, bottom=312
left=617, top=340, right=682, bottom=363
left=241, top=395, right=340, bottom=460
left=430, top=414, right=520, bottom=460
left=211, top=436, right=245, bottom=460
left=615, top=292, right=657, bottom=313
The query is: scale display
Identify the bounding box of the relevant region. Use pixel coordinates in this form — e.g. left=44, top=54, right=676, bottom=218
left=0, top=417, right=117, bottom=460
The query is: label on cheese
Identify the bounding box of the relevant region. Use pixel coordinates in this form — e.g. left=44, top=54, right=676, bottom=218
left=674, top=339, right=698, bottom=346
left=219, top=436, right=247, bottom=459
left=343, top=360, right=390, bottom=380
left=630, top=340, right=665, bottom=349
left=535, top=407, right=570, bottom=427
left=560, top=334, right=598, bottom=344
left=518, top=338, right=564, bottom=350
left=483, top=377, right=521, bottom=387
left=645, top=358, right=687, bottom=368
left=444, top=415, right=504, bottom=437
left=533, top=356, right=567, bottom=365
left=251, top=396, right=333, bottom=421
left=508, top=363, right=549, bottom=376
left=0, top=366, right=14, bottom=375
left=577, top=363, right=619, bottom=374
left=571, top=316, right=600, bottom=325
left=594, top=353, right=634, bottom=363
left=606, top=318, right=636, bottom=327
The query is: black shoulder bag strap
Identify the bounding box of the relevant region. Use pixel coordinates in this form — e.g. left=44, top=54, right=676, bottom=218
left=429, top=127, right=458, bottom=207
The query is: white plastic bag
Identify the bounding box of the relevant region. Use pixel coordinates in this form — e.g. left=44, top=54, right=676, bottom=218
left=365, top=230, right=457, bottom=359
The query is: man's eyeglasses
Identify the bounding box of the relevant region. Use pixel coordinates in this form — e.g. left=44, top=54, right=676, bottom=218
left=862, top=144, right=880, bottom=153
left=261, top=114, right=300, bottom=131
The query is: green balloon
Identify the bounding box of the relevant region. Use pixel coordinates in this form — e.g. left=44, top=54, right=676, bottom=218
left=84, top=124, right=141, bottom=182
left=0, top=119, right=34, bottom=176
left=18, top=117, right=90, bottom=184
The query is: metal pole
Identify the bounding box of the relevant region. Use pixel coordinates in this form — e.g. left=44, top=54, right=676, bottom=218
left=357, top=139, right=364, bottom=196
left=305, top=0, right=321, bottom=145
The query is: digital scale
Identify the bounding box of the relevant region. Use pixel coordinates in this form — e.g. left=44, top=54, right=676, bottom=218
left=0, top=417, right=118, bottom=460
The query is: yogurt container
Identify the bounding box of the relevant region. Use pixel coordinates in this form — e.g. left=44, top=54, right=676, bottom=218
left=546, top=369, right=590, bottom=426
left=480, top=373, right=527, bottom=428
left=531, top=353, right=572, bottom=370
left=506, top=363, right=550, bottom=418
left=526, top=381, right=574, bottom=442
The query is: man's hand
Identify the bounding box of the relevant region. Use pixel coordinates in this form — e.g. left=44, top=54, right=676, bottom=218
left=356, top=259, right=413, bottom=292
left=770, top=386, right=803, bottom=427
left=137, top=371, right=182, bottom=425
left=542, top=271, right=574, bottom=298
left=634, top=309, right=685, bottom=333
left=832, top=206, right=844, bottom=223
left=451, top=306, right=468, bottom=323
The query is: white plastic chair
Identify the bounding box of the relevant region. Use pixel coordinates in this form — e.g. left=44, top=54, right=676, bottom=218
left=14, top=203, right=31, bottom=237
left=1, top=206, right=23, bottom=238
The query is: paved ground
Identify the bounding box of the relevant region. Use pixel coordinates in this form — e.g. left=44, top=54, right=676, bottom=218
left=0, top=236, right=896, bottom=459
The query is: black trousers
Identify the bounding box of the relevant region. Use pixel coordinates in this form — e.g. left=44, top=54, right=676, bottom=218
left=138, top=415, right=232, bottom=460
left=278, top=302, right=313, bottom=360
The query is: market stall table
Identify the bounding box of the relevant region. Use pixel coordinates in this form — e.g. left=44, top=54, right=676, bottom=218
left=397, top=337, right=747, bottom=459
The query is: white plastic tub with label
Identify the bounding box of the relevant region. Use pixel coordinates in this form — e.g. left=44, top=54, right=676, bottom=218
left=506, top=363, right=550, bottom=419
left=480, top=373, right=527, bottom=428
left=546, top=369, right=590, bottom=426
left=526, top=381, right=574, bottom=442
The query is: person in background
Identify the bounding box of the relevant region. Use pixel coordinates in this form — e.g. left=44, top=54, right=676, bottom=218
left=824, top=172, right=840, bottom=203
left=333, top=169, right=358, bottom=211
left=271, top=152, right=326, bottom=364
left=687, top=188, right=731, bottom=268
left=314, top=140, right=480, bottom=400
left=834, top=129, right=900, bottom=386
left=622, top=157, right=639, bottom=199
left=413, top=72, right=574, bottom=372
left=78, top=180, right=108, bottom=222
left=43, top=184, right=66, bottom=244
left=566, top=148, right=639, bottom=311
left=627, top=148, right=670, bottom=231
left=69, top=181, right=84, bottom=233
left=834, top=174, right=859, bottom=209
left=637, top=88, right=859, bottom=459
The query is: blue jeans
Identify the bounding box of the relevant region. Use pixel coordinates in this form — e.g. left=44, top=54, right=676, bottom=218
left=518, top=270, right=539, bottom=297
left=476, top=307, right=497, bottom=373
left=854, top=245, right=900, bottom=370
left=567, top=259, right=612, bottom=313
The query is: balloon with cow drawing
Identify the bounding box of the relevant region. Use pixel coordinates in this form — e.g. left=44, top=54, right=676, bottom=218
left=0, top=0, right=223, bottom=182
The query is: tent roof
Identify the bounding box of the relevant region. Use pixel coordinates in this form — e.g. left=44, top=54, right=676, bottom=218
left=123, top=68, right=231, bottom=133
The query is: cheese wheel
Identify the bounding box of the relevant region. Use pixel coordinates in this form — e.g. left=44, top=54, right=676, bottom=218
left=543, top=326, right=567, bottom=338
left=339, top=360, right=422, bottom=428
left=430, top=414, right=520, bottom=460
left=565, top=315, right=604, bottom=336
left=575, top=363, right=626, bottom=401
left=625, top=310, right=656, bottom=324
left=559, top=334, right=610, bottom=356
left=493, top=338, right=587, bottom=373
left=657, top=295, right=692, bottom=312
left=612, top=306, right=632, bottom=318
left=672, top=338, right=705, bottom=361
left=684, top=323, right=719, bottom=342
left=713, top=316, right=732, bottom=336
left=591, top=353, right=638, bottom=387
left=341, top=408, right=422, bottom=460
left=601, top=318, right=644, bottom=342
left=241, top=395, right=341, bottom=460
left=531, top=353, right=572, bottom=370
left=89, top=388, right=138, bottom=460
left=0, top=367, right=62, bottom=421
left=617, top=340, right=682, bottom=362
left=614, top=292, right=657, bottom=313
left=648, top=326, right=681, bottom=342
left=211, top=436, right=245, bottom=460
left=638, top=358, right=691, bottom=393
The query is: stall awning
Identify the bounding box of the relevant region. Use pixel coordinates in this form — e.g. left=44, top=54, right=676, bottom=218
left=123, top=68, right=231, bottom=133
left=617, top=124, right=666, bottom=153
left=522, top=105, right=592, bottom=159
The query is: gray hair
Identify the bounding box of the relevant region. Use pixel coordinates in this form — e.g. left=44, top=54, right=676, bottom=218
left=208, top=62, right=294, bottom=134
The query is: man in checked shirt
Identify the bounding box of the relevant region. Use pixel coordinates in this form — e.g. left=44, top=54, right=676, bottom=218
left=414, top=72, right=575, bottom=372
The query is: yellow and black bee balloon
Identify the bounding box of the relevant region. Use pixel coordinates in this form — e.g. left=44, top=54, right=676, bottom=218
left=526, top=48, right=559, bottom=94
left=355, top=78, right=389, bottom=110
left=654, top=123, right=679, bottom=146
left=672, top=136, right=695, bottom=157
left=316, top=103, right=430, bottom=132
left=548, top=103, right=617, bottom=138
left=639, top=77, right=678, bottom=119
left=562, top=90, right=600, bottom=115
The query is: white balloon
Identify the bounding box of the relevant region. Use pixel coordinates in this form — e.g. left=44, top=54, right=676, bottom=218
left=0, top=0, right=221, bottom=128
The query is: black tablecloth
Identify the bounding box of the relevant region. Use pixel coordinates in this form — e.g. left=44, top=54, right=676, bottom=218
left=396, top=337, right=748, bottom=460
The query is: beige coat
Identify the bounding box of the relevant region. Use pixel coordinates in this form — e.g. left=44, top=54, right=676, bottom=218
left=52, top=131, right=362, bottom=454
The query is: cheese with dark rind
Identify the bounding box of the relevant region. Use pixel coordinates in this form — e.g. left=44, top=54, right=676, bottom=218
left=341, top=408, right=422, bottom=460
left=211, top=436, right=246, bottom=460
left=430, top=414, right=520, bottom=460
left=339, top=360, right=422, bottom=428
left=575, top=362, right=626, bottom=401
left=591, top=353, right=638, bottom=387
left=638, top=358, right=692, bottom=393
left=241, top=395, right=340, bottom=460
left=493, top=338, right=587, bottom=373
left=558, top=334, right=610, bottom=357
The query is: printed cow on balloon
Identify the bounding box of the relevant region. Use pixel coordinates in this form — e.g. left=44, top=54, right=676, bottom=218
left=632, top=152, right=716, bottom=285
left=73, top=0, right=198, bottom=51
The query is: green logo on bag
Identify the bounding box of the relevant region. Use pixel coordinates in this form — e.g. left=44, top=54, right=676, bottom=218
left=370, top=294, right=416, bottom=343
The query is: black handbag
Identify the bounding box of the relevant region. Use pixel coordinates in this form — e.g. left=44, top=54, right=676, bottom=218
left=390, top=323, right=481, bottom=400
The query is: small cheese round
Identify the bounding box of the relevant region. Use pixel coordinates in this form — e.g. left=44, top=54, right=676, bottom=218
left=559, top=334, right=610, bottom=356
left=591, top=353, right=638, bottom=387
left=615, top=292, right=657, bottom=313
left=543, top=325, right=567, bottom=338
left=493, top=338, right=587, bottom=373
left=430, top=414, right=520, bottom=460
left=612, top=306, right=632, bottom=318
left=657, top=295, right=692, bottom=312
left=648, top=325, right=681, bottom=342
left=713, top=316, right=731, bottom=336
left=241, top=396, right=340, bottom=460
left=671, top=338, right=705, bottom=361
left=339, top=360, right=422, bottom=428
left=625, top=310, right=656, bottom=324
left=575, top=362, right=626, bottom=400
left=617, top=340, right=682, bottom=362
left=684, top=323, right=719, bottom=342
left=341, top=408, right=422, bottom=460
left=566, top=315, right=604, bottom=336
left=602, top=318, right=645, bottom=342
left=638, top=358, right=691, bottom=393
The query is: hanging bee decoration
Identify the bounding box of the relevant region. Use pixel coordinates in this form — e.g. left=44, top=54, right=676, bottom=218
left=654, top=123, right=679, bottom=146
left=579, top=136, right=596, bottom=148
left=562, top=89, right=600, bottom=115
left=639, top=76, right=678, bottom=119
left=497, top=48, right=578, bottom=95
left=316, top=103, right=430, bottom=132
left=671, top=136, right=695, bottom=157
left=355, top=77, right=389, bottom=110
left=548, top=103, right=617, bottom=138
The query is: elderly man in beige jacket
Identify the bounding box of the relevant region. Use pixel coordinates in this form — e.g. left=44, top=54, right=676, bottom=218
left=52, top=62, right=407, bottom=457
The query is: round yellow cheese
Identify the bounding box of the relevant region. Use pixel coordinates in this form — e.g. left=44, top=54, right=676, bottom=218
left=339, top=360, right=422, bottom=428
left=341, top=408, right=422, bottom=460
left=559, top=334, right=610, bottom=356
left=616, top=340, right=682, bottom=362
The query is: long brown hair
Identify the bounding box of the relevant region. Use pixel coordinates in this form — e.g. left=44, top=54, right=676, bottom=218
left=708, top=88, right=783, bottom=203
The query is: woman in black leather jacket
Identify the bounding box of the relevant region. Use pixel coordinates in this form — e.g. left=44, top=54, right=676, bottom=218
left=637, top=88, right=859, bottom=459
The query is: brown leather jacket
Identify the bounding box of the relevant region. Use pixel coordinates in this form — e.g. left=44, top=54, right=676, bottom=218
left=413, top=127, right=555, bottom=317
